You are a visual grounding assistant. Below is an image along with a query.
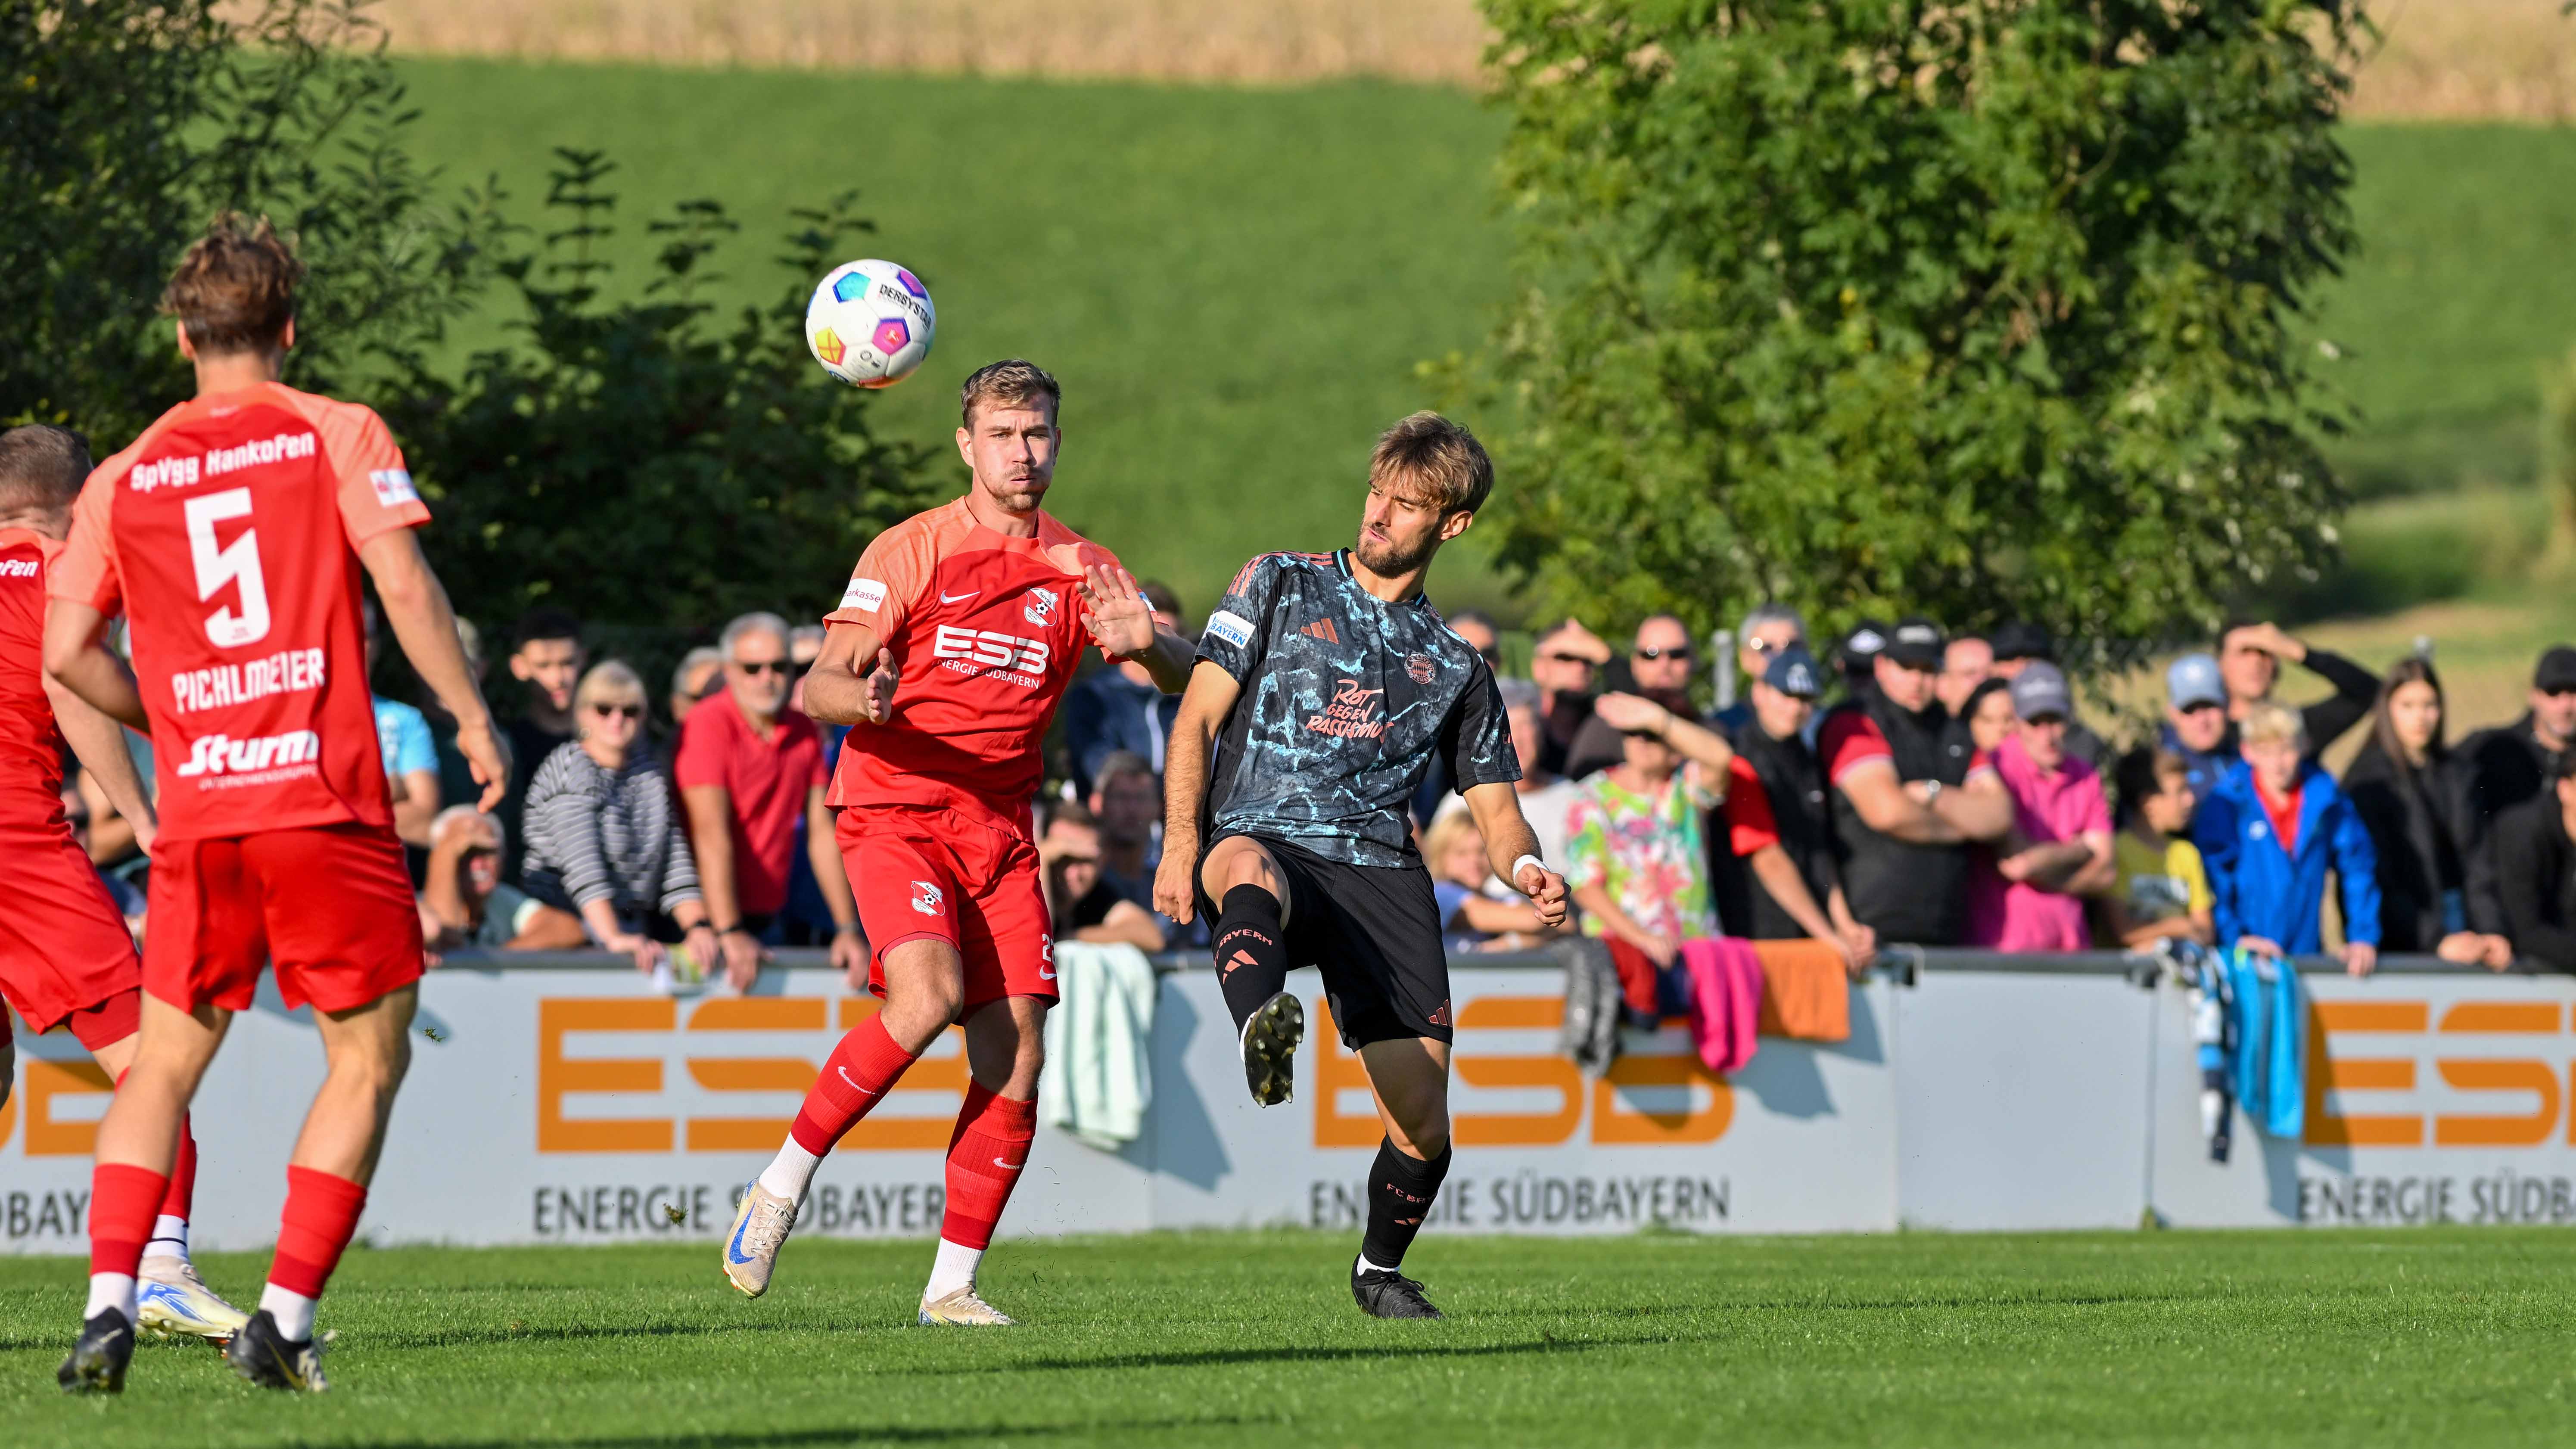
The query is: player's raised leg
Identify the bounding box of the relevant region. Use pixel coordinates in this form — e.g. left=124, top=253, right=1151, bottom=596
left=726, top=941, right=946, bottom=1295
left=919, top=994, right=1042, bottom=1325
left=1350, top=1038, right=1454, bottom=1319
left=1200, top=835, right=1302, bottom=1107
left=62, top=994, right=230, bottom=1393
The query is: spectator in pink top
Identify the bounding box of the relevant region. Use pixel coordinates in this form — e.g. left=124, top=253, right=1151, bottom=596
left=1966, top=662, right=2114, bottom=951
left=676, top=612, right=865, bottom=989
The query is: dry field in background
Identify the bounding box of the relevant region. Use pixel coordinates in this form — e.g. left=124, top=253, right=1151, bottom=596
left=369, top=0, right=2575, bottom=118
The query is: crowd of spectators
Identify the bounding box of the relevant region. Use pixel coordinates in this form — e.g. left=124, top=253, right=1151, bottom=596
left=52, top=573, right=2576, bottom=990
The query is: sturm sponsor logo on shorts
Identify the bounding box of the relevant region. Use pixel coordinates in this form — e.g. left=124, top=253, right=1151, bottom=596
left=1204, top=609, right=1254, bottom=650
left=173, top=728, right=320, bottom=780
left=932, top=623, right=1049, bottom=687
left=0, top=558, right=36, bottom=579
left=1303, top=678, right=1388, bottom=739
left=841, top=576, right=888, bottom=613
left=911, top=880, right=943, bottom=917
left=171, top=645, right=325, bottom=714
left=127, top=431, right=318, bottom=492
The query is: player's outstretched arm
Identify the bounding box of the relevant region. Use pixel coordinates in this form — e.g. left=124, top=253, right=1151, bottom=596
left=1154, top=661, right=1242, bottom=924
left=1079, top=565, right=1196, bottom=693
left=1463, top=780, right=1570, bottom=931
left=44, top=667, right=156, bottom=854
left=803, top=621, right=899, bottom=726
left=360, top=530, right=508, bottom=812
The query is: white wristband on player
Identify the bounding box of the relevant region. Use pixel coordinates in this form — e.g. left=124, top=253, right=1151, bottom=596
left=1511, top=854, right=1547, bottom=886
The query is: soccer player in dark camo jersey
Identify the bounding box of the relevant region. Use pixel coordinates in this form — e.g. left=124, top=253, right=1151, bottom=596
left=1155, top=411, right=1570, bottom=1320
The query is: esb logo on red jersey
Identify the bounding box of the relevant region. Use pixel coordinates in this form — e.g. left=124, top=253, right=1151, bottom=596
left=932, top=624, right=1049, bottom=687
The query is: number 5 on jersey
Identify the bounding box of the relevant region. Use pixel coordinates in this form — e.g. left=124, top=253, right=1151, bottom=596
left=184, top=487, right=270, bottom=647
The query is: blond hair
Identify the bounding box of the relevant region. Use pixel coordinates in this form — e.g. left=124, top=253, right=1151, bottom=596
left=1370, top=411, right=1493, bottom=516
left=574, top=659, right=647, bottom=716
left=1421, top=808, right=1485, bottom=874
left=2238, top=700, right=2305, bottom=749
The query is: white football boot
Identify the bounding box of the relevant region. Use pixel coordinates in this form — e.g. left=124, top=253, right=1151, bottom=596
left=136, top=1258, right=252, bottom=1342
left=720, top=1182, right=800, bottom=1297
left=917, top=1286, right=1017, bottom=1326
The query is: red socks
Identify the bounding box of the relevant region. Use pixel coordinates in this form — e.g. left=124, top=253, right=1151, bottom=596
left=790, top=1014, right=919, bottom=1155
left=268, top=1166, right=367, bottom=1300
left=160, top=1120, right=197, bottom=1221
left=89, top=1163, right=168, bottom=1279
left=940, top=1082, right=1036, bottom=1250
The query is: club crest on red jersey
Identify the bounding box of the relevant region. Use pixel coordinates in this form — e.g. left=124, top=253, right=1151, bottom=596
left=910, top=880, right=943, bottom=917
left=1023, top=586, right=1059, bottom=628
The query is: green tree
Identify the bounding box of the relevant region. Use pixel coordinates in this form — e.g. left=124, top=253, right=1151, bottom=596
left=1474, top=0, right=2366, bottom=662
left=385, top=150, right=937, bottom=675
left=2, top=0, right=493, bottom=445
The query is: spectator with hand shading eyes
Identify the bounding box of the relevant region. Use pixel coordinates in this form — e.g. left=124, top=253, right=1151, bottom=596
left=1529, top=617, right=1612, bottom=777
left=669, top=647, right=722, bottom=731
left=1564, top=687, right=1735, bottom=972
left=1038, top=800, right=1167, bottom=951
left=1567, top=614, right=1699, bottom=779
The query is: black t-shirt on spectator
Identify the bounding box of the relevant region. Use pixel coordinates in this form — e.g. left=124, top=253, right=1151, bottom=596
left=2492, top=795, right=2576, bottom=974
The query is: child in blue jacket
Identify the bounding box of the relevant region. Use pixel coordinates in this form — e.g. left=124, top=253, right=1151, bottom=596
left=2193, top=703, right=2383, bottom=975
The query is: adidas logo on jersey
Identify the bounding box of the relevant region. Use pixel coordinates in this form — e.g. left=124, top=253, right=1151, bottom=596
left=1299, top=618, right=1341, bottom=644
left=173, top=729, right=320, bottom=779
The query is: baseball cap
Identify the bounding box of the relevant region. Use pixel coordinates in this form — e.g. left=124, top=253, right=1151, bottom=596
left=1990, top=620, right=2055, bottom=663
left=2010, top=660, right=2073, bottom=721
left=2165, top=653, right=2225, bottom=711
left=1882, top=616, right=1945, bottom=670
left=2536, top=645, right=2576, bottom=694
left=1841, top=618, right=1889, bottom=669
left=1764, top=644, right=1823, bottom=699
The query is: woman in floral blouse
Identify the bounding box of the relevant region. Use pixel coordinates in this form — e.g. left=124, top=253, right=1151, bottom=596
left=1564, top=687, right=1738, bottom=975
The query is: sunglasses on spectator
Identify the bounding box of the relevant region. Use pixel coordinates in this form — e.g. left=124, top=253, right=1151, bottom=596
left=2546, top=687, right=2576, bottom=700
left=1746, top=638, right=1783, bottom=655
left=590, top=702, right=644, bottom=720
left=735, top=659, right=790, bottom=678
left=1537, top=651, right=1596, bottom=667
left=1635, top=646, right=1692, bottom=662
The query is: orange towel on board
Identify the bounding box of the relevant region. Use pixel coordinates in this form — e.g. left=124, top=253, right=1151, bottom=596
left=1751, top=939, right=1851, bottom=1042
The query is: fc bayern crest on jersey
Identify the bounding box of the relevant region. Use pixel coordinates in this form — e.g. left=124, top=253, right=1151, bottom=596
left=1406, top=652, right=1437, bottom=684
left=1024, top=586, right=1060, bottom=628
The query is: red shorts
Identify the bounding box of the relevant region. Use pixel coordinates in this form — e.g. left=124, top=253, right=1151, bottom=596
left=144, top=822, right=424, bottom=1014
left=839, top=805, right=1055, bottom=1011
left=0, top=823, right=143, bottom=1040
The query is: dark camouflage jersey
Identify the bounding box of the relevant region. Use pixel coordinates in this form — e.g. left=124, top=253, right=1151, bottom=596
left=1195, top=549, right=1518, bottom=868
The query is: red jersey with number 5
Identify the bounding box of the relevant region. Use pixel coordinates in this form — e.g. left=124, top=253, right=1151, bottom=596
left=824, top=495, right=1120, bottom=834
left=49, top=382, right=429, bottom=845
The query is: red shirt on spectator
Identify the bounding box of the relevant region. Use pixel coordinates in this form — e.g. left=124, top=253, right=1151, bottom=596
left=1719, top=755, right=1780, bottom=856
left=2256, top=774, right=2303, bottom=855
left=674, top=689, right=825, bottom=917
left=1817, top=710, right=1994, bottom=785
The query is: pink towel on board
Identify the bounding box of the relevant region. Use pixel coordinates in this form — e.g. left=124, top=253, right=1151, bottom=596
left=1680, top=937, right=1763, bottom=1075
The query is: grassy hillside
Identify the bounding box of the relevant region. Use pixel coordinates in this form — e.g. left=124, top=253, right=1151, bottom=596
left=387, top=58, right=2576, bottom=622
left=392, top=59, right=1516, bottom=618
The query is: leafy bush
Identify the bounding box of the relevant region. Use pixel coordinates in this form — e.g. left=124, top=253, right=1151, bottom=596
left=383, top=150, right=938, bottom=674
left=0, top=0, right=494, bottom=442
left=1475, top=0, right=2368, bottom=665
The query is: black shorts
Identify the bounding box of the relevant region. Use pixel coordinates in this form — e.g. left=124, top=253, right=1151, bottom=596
left=1197, top=832, right=1452, bottom=1050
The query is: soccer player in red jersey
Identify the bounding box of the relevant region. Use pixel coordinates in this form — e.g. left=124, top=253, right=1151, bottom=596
left=720, top=360, right=1194, bottom=1324
left=0, top=425, right=248, bottom=1344
left=47, top=216, right=507, bottom=1394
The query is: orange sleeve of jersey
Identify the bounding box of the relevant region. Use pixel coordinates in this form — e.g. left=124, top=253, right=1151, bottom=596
left=825, top=519, right=934, bottom=640
left=1040, top=519, right=1127, bottom=660
left=47, top=468, right=124, bottom=616
left=298, top=395, right=429, bottom=547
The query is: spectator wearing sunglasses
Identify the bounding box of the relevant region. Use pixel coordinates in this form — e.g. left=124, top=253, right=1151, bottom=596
left=669, top=647, right=723, bottom=730
left=1409, top=608, right=1503, bottom=827
left=1566, top=614, right=1698, bottom=780
left=675, top=613, right=865, bottom=989
left=1060, top=578, right=1187, bottom=799
left=1529, top=617, right=1613, bottom=777
left=1713, top=602, right=1807, bottom=738
left=519, top=660, right=723, bottom=977
left=2461, top=646, right=2576, bottom=937
left=2159, top=653, right=2234, bottom=813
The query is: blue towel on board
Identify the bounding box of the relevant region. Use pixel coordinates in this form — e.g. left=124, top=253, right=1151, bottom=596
left=2224, top=947, right=2304, bottom=1140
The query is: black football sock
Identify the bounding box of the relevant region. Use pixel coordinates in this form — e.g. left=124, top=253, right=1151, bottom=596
left=1359, top=1137, right=1451, bottom=1273
left=1213, top=883, right=1291, bottom=1031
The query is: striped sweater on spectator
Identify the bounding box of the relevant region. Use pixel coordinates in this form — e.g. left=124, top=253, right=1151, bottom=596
left=519, top=739, right=702, bottom=930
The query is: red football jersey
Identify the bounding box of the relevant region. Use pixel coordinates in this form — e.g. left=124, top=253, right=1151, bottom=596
left=50, top=382, right=429, bottom=845
left=824, top=496, right=1119, bottom=833
left=0, top=528, right=72, bottom=830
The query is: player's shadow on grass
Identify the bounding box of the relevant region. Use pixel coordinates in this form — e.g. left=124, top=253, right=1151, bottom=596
left=893, top=1336, right=1630, bottom=1377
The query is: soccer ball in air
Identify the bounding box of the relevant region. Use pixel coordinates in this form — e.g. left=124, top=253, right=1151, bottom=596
left=805, top=259, right=936, bottom=388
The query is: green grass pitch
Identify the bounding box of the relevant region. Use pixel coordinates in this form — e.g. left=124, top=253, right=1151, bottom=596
left=6, top=1227, right=2574, bottom=1446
